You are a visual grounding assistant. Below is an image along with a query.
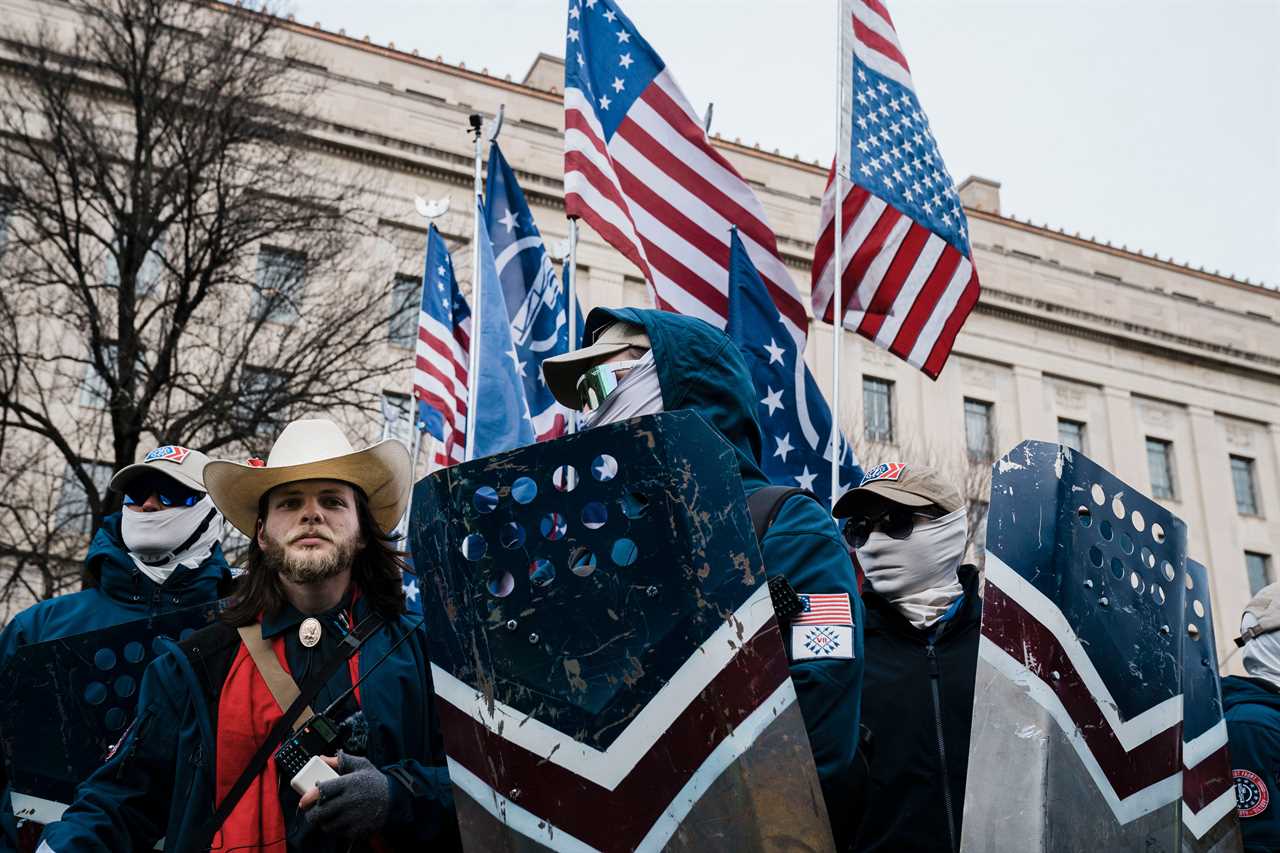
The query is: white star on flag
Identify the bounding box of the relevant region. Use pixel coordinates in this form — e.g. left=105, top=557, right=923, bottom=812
left=795, top=466, right=817, bottom=491
left=599, top=94, right=611, bottom=110
left=773, top=433, right=794, bottom=462
left=612, top=77, right=625, bottom=93
left=402, top=578, right=419, bottom=603
left=498, top=208, right=518, bottom=233
left=763, top=338, right=786, bottom=365
left=616, top=29, right=630, bottom=42
left=618, top=52, right=633, bottom=69
left=760, top=386, right=784, bottom=416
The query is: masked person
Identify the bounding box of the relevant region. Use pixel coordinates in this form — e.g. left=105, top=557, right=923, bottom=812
left=831, top=463, right=980, bottom=853
left=543, top=307, right=865, bottom=849
left=1223, top=584, right=1280, bottom=851
left=38, top=420, right=459, bottom=853
left=0, top=446, right=231, bottom=851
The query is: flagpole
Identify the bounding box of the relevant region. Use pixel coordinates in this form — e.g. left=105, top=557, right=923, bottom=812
left=830, top=0, right=845, bottom=507
left=565, top=218, right=579, bottom=434
left=465, top=114, right=486, bottom=460
left=407, top=194, right=450, bottom=535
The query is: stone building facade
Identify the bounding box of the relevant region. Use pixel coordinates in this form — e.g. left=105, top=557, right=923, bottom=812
left=3, top=2, right=1278, bottom=672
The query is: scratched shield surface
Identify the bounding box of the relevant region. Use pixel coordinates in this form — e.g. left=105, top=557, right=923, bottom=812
left=411, top=411, right=833, bottom=853
left=961, top=440, right=1191, bottom=852
left=1181, top=558, right=1242, bottom=852
left=0, top=602, right=221, bottom=831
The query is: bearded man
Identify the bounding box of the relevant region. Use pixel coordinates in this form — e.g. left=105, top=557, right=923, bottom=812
left=38, top=419, right=459, bottom=853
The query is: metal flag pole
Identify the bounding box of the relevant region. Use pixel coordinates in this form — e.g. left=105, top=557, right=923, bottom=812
left=464, top=107, right=505, bottom=460
left=406, top=194, right=450, bottom=530
left=830, top=0, right=846, bottom=508
left=565, top=219, right=579, bottom=434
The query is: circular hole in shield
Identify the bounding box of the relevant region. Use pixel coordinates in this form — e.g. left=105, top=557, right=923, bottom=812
left=1089, top=546, right=1104, bottom=568
left=1193, top=599, right=1205, bottom=619
left=486, top=571, right=515, bottom=598
left=611, top=538, right=639, bottom=567
left=569, top=546, right=597, bottom=577
left=511, top=477, right=538, bottom=505
left=94, top=648, right=117, bottom=671
left=540, top=512, right=567, bottom=541
left=1077, top=506, right=1093, bottom=528
left=1185, top=571, right=1194, bottom=591
left=1152, top=522, right=1166, bottom=544
left=499, top=523, right=526, bottom=550
left=473, top=486, right=499, bottom=514
left=1162, top=560, right=1176, bottom=582
left=620, top=492, right=650, bottom=519
left=1152, top=586, right=1166, bottom=606
left=113, top=675, right=136, bottom=699
left=1140, top=547, right=1155, bottom=570
left=581, top=501, right=608, bottom=530
left=1129, top=571, right=1145, bottom=594
left=553, top=465, right=578, bottom=493
left=529, top=559, right=556, bottom=587
left=1091, top=484, right=1106, bottom=506
left=83, top=682, right=108, bottom=706
left=1110, top=557, right=1126, bottom=581
left=591, top=454, right=619, bottom=482
left=1111, top=495, right=1126, bottom=519
left=1099, top=520, right=1113, bottom=541
left=123, top=641, right=146, bottom=664
left=461, top=533, right=487, bottom=561
left=1119, top=533, right=1134, bottom=555
left=1131, top=510, right=1146, bottom=533
left=151, top=636, right=172, bottom=656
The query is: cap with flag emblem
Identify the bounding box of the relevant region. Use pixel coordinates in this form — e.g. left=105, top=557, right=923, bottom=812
left=832, top=462, right=962, bottom=518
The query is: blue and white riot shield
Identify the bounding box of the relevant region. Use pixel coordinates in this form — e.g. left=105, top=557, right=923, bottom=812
left=411, top=411, right=835, bottom=853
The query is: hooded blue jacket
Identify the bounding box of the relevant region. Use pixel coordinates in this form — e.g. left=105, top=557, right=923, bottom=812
left=0, top=513, right=231, bottom=850
left=1223, top=674, right=1280, bottom=852
left=585, top=307, right=865, bottom=846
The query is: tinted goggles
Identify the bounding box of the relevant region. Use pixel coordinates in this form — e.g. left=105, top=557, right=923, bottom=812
left=575, top=359, right=645, bottom=411
left=843, top=507, right=941, bottom=550
left=122, top=475, right=203, bottom=508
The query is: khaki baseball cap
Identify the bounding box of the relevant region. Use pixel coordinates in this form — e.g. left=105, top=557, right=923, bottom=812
left=543, top=322, right=651, bottom=410
left=832, top=462, right=964, bottom=518
left=1236, top=582, right=1280, bottom=647
left=110, top=445, right=210, bottom=494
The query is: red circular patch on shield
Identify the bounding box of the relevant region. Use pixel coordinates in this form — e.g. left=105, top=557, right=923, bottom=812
left=1235, top=768, right=1270, bottom=818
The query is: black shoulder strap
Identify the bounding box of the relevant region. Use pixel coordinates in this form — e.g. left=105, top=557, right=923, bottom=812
left=189, top=612, right=385, bottom=853
left=747, top=485, right=814, bottom=543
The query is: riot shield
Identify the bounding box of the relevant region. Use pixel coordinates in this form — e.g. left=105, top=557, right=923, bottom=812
left=1181, top=558, right=1241, bottom=851
left=960, top=440, right=1238, bottom=852
left=0, top=601, right=221, bottom=835
left=411, top=411, right=835, bottom=853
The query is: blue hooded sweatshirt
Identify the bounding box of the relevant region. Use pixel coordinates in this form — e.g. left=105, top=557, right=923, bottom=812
left=584, top=307, right=864, bottom=847
left=1223, top=674, right=1280, bottom=851
left=0, top=513, right=231, bottom=850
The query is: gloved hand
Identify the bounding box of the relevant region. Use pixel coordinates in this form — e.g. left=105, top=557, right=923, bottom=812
left=300, top=751, right=390, bottom=837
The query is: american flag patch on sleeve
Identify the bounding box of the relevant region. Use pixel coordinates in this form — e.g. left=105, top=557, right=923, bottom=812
left=793, top=593, right=853, bottom=626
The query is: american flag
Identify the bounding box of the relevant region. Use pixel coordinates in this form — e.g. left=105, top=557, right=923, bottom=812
left=812, top=0, right=980, bottom=379
left=413, top=224, right=471, bottom=467
left=562, top=0, right=810, bottom=344
left=793, top=593, right=854, bottom=626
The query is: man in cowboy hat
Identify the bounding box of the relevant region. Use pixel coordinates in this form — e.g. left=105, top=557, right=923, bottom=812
left=1, top=445, right=232, bottom=851
left=39, top=420, right=459, bottom=853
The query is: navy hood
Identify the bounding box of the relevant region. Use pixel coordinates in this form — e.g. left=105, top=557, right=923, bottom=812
left=582, top=307, right=769, bottom=492
left=87, top=512, right=231, bottom=601
left=1223, top=674, right=1280, bottom=714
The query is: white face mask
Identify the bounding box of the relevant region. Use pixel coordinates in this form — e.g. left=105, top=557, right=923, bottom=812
left=1242, top=613, right=1280, bottom=690
left=582, top=350, right=664, bottom=429
left=855, top=506, right=968, bottom=630
left=121, top=495, right=222, bottom=585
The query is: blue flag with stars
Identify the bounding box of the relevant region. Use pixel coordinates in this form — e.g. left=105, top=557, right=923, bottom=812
left=727, top=229, right=862, bottom=503
left=483, top=142, right=582, bottom=440
left=472, top=204, right=537, bottom=459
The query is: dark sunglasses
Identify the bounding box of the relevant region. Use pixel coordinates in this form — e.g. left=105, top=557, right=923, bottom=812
left=122, top=476, right=202, bottom=508
left=843, top=506, right=943, bottom=550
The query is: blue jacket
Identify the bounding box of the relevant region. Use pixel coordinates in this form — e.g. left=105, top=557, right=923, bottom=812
left=0, top=514, right=231, bottom=851
left=585, top=307, right=865, bottom=847
left=38, top=597, right=457, bottom=853
left=1223, top=674, right=1280, bottom=852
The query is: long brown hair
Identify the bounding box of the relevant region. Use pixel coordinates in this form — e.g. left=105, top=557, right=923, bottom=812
left=221, top=486, right=407, bottom=627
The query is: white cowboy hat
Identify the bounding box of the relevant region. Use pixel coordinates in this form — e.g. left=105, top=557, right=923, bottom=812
left=203, top=419, right=411, bottom=537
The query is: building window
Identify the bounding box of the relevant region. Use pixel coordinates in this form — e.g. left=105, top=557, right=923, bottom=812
left=1247, top=552, right=1272, bottom=595
left=964, top=399, right=995, bottom=462
left=862, top=377, right=894, bottom=443
left=236, top=366, right=287, bottom=434
left=1146, top=438, right=1176, bottom=500
left=55, top=460, right=114, bottom=535
left=252, top=247, right=306, bottom=323
left=389, top=274, right=419, bottom=348
left=1232, top=456, right=1261, bottom=516
left=381, top=391, right=413, bottom=445
left=1057, top=419, right=1086, bottom=453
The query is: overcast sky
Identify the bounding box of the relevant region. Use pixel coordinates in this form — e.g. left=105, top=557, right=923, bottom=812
left=292, top=0, right=1279, bottom=288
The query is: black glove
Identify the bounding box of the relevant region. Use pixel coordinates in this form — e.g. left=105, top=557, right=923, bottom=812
left=303, top=751, right=390, bottom=837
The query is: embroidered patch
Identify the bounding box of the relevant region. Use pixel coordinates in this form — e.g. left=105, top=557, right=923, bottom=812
left=791, top=624, right=854, bottom=661
left=793, top=592, right=853, bottom=626
left=860, top=462, right=906, bottom=485
left=144, top=445, right=191, bottom=464
left=1235, top=768, right=1270, bottom=818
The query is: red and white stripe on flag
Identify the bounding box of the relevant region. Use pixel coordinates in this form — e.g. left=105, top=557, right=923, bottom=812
left=414, top=312, right=470, bottom=468
left=793, top=592, right=854, bottom=626
left=564, top=72, right=810, bottom=343
left=811, top=0, right=981, bottom=380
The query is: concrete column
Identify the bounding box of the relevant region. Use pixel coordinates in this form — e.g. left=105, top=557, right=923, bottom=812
left=1012, top=365, right=1054, bottom=445
left=1186, top=406, right=1242, bottom=668
left=1102, top=387, right=1144, bottom=486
